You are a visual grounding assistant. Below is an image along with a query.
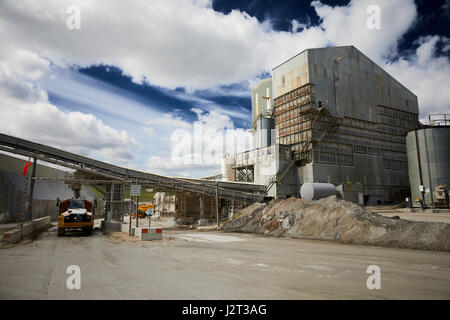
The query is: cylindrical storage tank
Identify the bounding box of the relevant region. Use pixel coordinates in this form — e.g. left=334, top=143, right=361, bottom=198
left=221, top=156, right=235, bottom=182
left=300, top=183, right=336, bottom=200
left=406, top=126, right=450, bottom=208
left=256, top=117, right=275, bottom=148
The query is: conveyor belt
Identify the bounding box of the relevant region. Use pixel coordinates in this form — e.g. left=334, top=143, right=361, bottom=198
left=0, top=133, right=263, bottom=202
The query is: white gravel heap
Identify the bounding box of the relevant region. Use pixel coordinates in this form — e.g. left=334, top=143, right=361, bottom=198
left=221, top=196, right=450, bottom=252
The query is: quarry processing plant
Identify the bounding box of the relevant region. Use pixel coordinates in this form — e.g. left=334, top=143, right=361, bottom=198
left=223, top=45, right=424, bottom=206
left=2, top=45, right=448, bottom=228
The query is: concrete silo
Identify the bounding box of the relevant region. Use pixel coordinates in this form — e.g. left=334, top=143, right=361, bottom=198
left=406, top=117, right=450, bottom=208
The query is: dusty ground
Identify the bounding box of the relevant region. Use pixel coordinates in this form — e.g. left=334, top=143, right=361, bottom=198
left=107, top=231, right=144, bottom=244
left=0, top=225, right=449, bottom=299
left=367, top=206, right=450, bottom=224
left=221, top=197, right=450, bottom=251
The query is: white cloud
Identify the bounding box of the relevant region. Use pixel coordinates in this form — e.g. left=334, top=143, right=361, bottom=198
left=291, top=19, right=306, bottom=33
left=0, top=49, right=138, bottom=163
left=41, top=67, right=161, bottom=126
left=309, top=0, right=450, bottom=118
left=0, top=101, right=138, bottom=162
left=151, top=113, right=192, bottom=130
left=168, top=90, right=251, bottom=120
left=0, top=49, right=50, bottom=102
left=0, top=0, right=428, bottom=95
left=0, top=49, right=50, bottom=81
left=146, top=108, right=253, bottom=177
left=146, top=155, right=219, bottom=178
left=0, top=0, right=328, bottom=91
left=191, top=108, right=234, bottom=130
left=384, top=36, right=450, bottom=122
left=312, top=0, right=417, bottom=63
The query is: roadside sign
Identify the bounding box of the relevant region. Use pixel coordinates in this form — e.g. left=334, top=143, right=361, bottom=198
left=130, top=184, right=141, bottom=196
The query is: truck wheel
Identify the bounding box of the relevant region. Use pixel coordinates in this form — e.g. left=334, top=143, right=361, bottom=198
left=85, top=227, right=93, bottom=236
left=57, top=228, right=65, bottom=237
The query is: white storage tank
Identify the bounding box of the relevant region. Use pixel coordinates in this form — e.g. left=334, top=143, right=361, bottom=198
left=221, top=155, right=235, bottom=182
left=300, top=183, right=336, bottom=200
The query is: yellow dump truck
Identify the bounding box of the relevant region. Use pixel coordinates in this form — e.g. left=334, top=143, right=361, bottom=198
left=139, top=203, right=154, bottom=213
left=57, top=199, right=95, bottom=236
left=131, top=203, right=154, bottom=219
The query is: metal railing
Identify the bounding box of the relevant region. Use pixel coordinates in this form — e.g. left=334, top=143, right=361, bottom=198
left=428, top=114, right=450, bottom=126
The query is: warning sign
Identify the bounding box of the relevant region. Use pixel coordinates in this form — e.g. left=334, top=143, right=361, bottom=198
left=130, top=184, right=141, bottom=196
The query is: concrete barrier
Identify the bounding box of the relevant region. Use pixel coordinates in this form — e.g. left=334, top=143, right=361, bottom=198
left=117, top=224, right=161, bottom=240
left=2, top=228, right=21, bottom=243
left=121, top=223, right=136, bottom=235
left=198, top=219, right=210, bottom=226
left=134, top=227, right=163, bottom=241
left=121, top=223, right=130, bottom=233
left=32, top=216, right=51, bottom=231
left=21, top=222, right=34, bottom=237
left=1, top=216, right=52, bottom=243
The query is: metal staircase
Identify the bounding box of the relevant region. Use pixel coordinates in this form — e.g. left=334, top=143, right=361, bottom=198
left=255, top=158, right=298, bottom=202
left=295, top=103, right=340, bottom=162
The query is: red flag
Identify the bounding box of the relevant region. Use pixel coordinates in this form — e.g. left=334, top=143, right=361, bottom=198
left=22, top=162, right=30, bottom=176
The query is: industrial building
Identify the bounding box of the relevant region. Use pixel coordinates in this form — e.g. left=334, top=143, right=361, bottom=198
left=0, top=132, right=270, bottom=227
left=2, top=46, right=441, bottom=228
left=224, top=45, right=421, bottom=205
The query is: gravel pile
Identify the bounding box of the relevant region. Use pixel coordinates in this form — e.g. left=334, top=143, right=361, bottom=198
left=221, top=196, right=450, bottom=251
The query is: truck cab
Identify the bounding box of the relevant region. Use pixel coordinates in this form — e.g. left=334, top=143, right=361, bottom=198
left=57, top=199, right=95, bottom=236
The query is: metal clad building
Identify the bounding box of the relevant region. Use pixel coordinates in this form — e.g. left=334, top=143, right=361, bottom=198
left=270, top=46, right=419, bottom=203
left=228, top=45, right=421, bottom=204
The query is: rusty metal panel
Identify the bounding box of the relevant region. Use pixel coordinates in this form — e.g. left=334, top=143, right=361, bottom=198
left=272, top=50, right=308, bottom=98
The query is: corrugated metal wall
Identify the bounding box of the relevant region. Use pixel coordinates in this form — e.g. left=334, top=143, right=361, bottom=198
left=270, top=46, right=419, bottom=203
left=406, top=127, right=450, bottom=207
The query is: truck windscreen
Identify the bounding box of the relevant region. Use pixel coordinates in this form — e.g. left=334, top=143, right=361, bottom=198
left=69, top=200, right=85, bottom=209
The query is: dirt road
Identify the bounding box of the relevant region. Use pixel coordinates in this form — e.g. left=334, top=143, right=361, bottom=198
left=0, top=226, right=449, bottom=299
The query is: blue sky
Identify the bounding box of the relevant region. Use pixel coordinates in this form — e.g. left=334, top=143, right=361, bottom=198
left=0, top=0, right=449, bottom=177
